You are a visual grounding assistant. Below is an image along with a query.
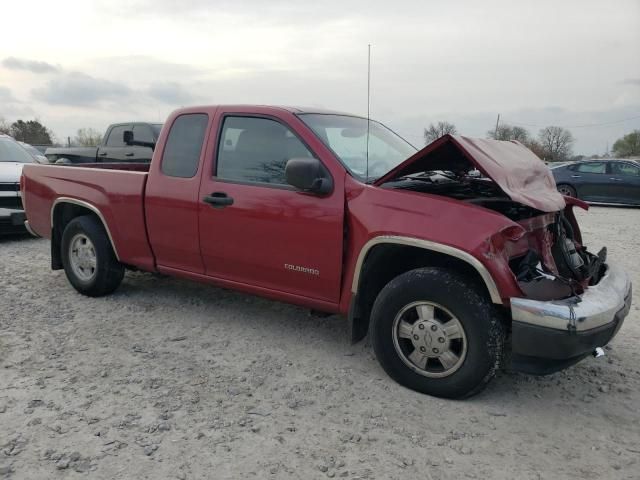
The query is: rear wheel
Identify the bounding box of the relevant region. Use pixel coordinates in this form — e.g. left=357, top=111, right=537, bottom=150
left=557, top=184, right=577, bottom=198
left=370, top=267, right=505, bottom=399
left=61, top=215, right=124, bottom=296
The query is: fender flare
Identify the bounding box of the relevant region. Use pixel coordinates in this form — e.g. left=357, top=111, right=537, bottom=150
left=51, top=197, right=121, bottom=261
left=351, top=235, right=502, bottom=304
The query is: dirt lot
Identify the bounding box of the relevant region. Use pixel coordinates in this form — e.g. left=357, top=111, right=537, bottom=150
left=0, top=206, right=639, bottom=479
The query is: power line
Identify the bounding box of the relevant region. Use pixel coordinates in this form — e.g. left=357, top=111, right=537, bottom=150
left=505, top=114, right=640, bottom=129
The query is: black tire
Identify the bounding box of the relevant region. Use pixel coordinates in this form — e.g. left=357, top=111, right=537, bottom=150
left=557, top=184, right=577, bottom=198
left=370, top=267, right=505, bottom=399
left=61, top=215, right=124, bottom=297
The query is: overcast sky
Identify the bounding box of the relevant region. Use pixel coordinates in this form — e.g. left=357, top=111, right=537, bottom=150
left=1, top=0, right=639, bottom=154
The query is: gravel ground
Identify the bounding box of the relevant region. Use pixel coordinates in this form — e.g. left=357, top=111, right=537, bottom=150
left=1, top=206, right=639, bottom=479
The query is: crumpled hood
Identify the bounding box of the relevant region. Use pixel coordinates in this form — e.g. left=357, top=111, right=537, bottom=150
left=374, top=134, right=565, bottom=212
left=0, top=162, right=24, bottom=183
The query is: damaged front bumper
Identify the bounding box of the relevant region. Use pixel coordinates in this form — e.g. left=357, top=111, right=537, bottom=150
left=509, top=263, right=632, bottom=374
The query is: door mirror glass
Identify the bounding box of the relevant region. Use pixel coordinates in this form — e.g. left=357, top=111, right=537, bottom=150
left=285, top=157, right=333, bottom=195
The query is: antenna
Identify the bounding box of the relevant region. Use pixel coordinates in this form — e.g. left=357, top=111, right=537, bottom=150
left=366, top=44, right=371, bottom=181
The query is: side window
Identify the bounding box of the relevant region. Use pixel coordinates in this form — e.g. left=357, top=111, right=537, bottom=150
left=216, top=116, right=313, bottom=185
left=106, top=125, right=130, bottom=147
left=133, top=125, right=154, bottom=144
left=161, top=114, right=208, bottom=178
left=576, top=162, right=605, bottom=174
left=611, top=162, right=640, bottom=176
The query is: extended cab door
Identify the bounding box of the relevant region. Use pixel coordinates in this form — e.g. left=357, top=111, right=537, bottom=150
left=97, top=124, right=133, bottom=162
left=145, top=113, right=211, bottom=273
left=198, top=111, right=345, bottom=303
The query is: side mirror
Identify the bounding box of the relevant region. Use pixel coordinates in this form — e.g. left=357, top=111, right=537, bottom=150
left=285, top=158, right=333, bottom=195
left=123, top=130, right=134, bottom=145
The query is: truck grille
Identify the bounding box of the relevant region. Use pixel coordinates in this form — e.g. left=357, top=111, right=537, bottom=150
left=0, top=183, right=19, bottom=192
left=0, top=197, right=23, bottom=209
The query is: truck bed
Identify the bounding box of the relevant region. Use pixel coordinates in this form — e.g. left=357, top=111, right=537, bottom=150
left=22, top=163, right=155, bottom=270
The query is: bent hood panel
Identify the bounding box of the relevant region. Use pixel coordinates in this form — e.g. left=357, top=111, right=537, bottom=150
left=374, top=134, right=565, bottom=212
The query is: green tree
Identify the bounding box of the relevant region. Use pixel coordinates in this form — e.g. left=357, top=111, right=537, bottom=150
left=612, top=130, right=640, bottom=158
left=74, top=128, right=103, bottom=147
left=537, top=126, right=574, bottom=162
left=424, top=121, right=457, bottom=144
left=10, top=119, right=53, bottom=144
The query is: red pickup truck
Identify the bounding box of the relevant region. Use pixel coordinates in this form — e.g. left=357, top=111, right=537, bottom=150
left=21, top=105, right=632, bottom=398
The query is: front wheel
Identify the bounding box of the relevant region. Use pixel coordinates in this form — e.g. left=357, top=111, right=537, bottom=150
left=370, top=267, right=505, bottom=399
left=61, top=215, right=124, bottom=297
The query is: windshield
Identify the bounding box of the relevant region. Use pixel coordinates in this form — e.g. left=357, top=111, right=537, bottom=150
left=298, top=114, right=416, bottom=180
left=0, top=137, right=35, bottom=163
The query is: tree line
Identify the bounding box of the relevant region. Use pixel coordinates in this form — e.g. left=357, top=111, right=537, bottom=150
left=424, top=121, right=640, bottom=161
left=2, top=115, right=638, bottom=158
left=0, top=117, right=102, bottom=147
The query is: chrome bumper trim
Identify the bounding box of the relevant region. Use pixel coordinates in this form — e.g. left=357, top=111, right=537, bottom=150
left=510, top=263, right=631, bottom=332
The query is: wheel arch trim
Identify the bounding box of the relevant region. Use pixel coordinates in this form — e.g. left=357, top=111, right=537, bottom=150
left=351, top=235, right=502, bottom=304
left=51, top=197, right=121, bottom=261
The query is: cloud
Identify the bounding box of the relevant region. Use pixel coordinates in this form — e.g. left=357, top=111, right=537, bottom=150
left=0, top=86, right=16, bottom=101
left=147, top=82, right=195, bottom=105
left=32, top=72, right=131, bottom=106
left=2, top=57, right=59, bottom=74
left=622, top=78, right=640, bottom=86
left=0, top=86, right=34, bottom=117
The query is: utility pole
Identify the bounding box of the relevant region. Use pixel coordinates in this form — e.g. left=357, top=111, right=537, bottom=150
left=494, top=114, right=500, bottom=139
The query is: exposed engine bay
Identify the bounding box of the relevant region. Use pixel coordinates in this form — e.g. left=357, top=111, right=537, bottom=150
left=383, top=172, right=542, bottom=221
left=386, top=171, right=607, bottom=301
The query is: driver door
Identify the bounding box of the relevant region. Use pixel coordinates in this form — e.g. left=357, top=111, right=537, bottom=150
left=198, top=114, right=345, bottom=303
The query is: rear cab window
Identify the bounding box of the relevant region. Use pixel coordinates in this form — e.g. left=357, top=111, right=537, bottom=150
left=161, top=114, right=208, bottom=178
left=133, top=124, right=155, bottom=144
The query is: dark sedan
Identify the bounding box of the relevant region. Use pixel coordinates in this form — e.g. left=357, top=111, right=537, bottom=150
left=551, top=159, right=640, bottom=205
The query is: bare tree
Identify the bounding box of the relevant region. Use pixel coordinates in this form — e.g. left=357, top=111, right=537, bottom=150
left=525, top=139, right=546, bottom=159
left=487, top=124, right=530, bottom=143
left=424, top=121, right=457, bottom=144
left=0, top=116, right=12, bottom=135
left=537, top=126, right=574, bottom=161
left=74, top=128, right=103, bottom=147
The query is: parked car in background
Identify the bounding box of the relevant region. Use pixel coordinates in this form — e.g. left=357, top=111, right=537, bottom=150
left=45, top=122, right=162, bottom=164
left=551, top=159, right=640, bottom=205
left=19, top=141, right=49, bottom=164
left=0, top=134, right=34, bottom=233
left=20, top=105, right=632, bottom=398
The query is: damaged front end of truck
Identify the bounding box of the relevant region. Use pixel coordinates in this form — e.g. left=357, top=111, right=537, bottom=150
left=376, top=134, right=632, bottom=374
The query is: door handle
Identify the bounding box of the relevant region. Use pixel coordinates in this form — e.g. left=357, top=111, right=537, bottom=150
left=125, top=153, right=134, bottom=157
left=203, top=192, right=234, bottom=208
left=570, top=175, right=581, bottom=178
left=98, top=152, right=108, bottom=157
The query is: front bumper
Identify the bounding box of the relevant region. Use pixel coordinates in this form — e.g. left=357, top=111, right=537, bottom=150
left=0, top=208, right=27, bottom=235
left=509, top=263, right=632, bottom=374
